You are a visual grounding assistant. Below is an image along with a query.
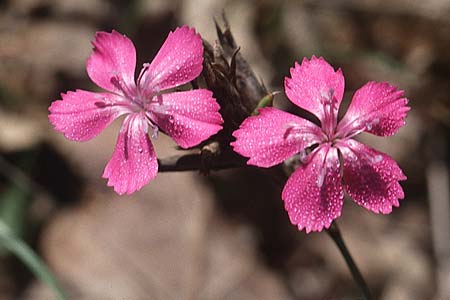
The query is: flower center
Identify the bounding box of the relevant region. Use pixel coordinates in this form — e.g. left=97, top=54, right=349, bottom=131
left=110, top=64, right=165, bottom=139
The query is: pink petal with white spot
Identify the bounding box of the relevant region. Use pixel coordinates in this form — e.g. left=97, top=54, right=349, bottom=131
left=231, top=107, right=324, bottom=168
left=148, top=89, right=223, bottom=148
left=141, top=26, right=203, bottom=92
left=48, top=90, right=129, bottom=141
left=86, top=30, right=136, bottom=94
left=282, top=145, right=344, bottom=233
left=103, top=113, right=158, bottom=195
left=284, top=56, right=344, bottom=123
left=337, top=81, right=409, bottom=137
left=338, top=139, right=406, bottom=214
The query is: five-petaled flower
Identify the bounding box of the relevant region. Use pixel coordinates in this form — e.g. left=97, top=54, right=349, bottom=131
left=49, top=26, right=223, bottom=195
left=232, top=56, right=409, bottom=233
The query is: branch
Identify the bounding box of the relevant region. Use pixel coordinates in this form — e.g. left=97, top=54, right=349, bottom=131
left=157, top=151, right=247, bottom=173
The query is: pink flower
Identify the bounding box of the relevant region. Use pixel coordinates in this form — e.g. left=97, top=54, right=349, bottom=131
left=232, top=56, right=409, bottom=233
left=49, top=26, right=223, bottom=195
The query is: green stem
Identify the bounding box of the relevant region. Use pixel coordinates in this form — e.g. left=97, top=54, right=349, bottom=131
left=327, top=222, right=373, bottom=300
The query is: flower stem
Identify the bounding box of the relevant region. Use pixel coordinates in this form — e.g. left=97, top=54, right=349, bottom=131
left=326, top=222, right=373, bottom=300
left=158, top=151, right=246, bottom=173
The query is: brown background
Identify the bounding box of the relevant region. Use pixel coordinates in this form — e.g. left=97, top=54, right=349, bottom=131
left=0, top=0, right=449, bottom=299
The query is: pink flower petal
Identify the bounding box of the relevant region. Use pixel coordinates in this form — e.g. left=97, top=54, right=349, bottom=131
left=48, top=90, right=129, bottom=141
left=148, top=89, right=223, bottom=148
left=86, top=30, right=136, bottom=94
left=282, top=145, right=344, bottom=233
left=338, top=139, right=406, bottom=214
left=103, top=113, right=158, bottom=195
left=337, top=81, right=409, bottom=137
left=141, top=26, right=203, bottom=92
left=231, top=107, right=324, bottom=168
left=284, top=56, right=344, bottom=124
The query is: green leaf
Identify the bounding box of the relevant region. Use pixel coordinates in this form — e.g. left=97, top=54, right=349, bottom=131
left=0, top=185, right=30, bottom=239
left=0, top=220, right=66, bottom=300
left=252, top=91, right=280, bottom=115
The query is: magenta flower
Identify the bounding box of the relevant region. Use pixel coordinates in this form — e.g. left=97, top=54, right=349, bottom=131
left=49, top=26, right=223, bottom=195
left=232, top=56, right=409, bottom=233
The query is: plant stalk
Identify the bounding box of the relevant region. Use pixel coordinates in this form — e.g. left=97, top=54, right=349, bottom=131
left=327, top=222, right=373, bottom=300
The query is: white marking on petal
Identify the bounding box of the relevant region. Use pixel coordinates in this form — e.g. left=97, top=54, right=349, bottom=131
left=317, top=166, right=327, bottom=188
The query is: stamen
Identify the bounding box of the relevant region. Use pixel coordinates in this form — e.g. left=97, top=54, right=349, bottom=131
left=144, top=112, right=160, bottom=140
left=111, top=76, right=133, bottom=99
left=150, top=124, right=159, bottom=139
left=137, top=63, right=150, bottom=88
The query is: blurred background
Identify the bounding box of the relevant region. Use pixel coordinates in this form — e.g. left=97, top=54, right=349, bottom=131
left=0, top=0, right=449, bottom=299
